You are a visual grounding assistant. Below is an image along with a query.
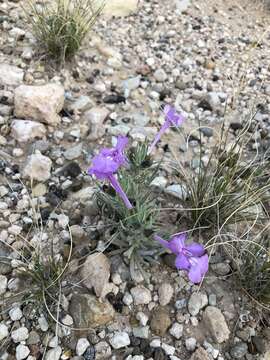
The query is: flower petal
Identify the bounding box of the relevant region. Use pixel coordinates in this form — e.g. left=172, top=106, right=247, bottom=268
left=169, top=233, right=187, bottom=254
left=116, top=136, right=129, bottom=152
left=175, top=254, right=190, bottom=270
left=185, top=243, right=205, bottom=257
left=188, top=254, right=209, bottom=284
left=188, top=265, right=203, bottom=284
left=154, top=234, right=170, bottom=250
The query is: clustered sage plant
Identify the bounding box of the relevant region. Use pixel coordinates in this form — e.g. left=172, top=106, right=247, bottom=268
left=88, top=105, right=209, bottom=284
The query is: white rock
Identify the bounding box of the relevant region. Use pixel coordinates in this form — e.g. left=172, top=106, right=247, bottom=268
left=76, top=338, right=90, bottom=356
left=150, top=339, right=161, bottom=347
left=9, top=307, right=23, bottom=321
left=0, top=323, right=9, bottom=341
left=11, top=327, right=29, bottom=343
left=188, top=292, right=208, bottom=316
left=80, top=253, right=111, bottom=298
left=45, top=346, right=62, bottom=360
left=16, top=345, right=30, bottom=360
left=158, top=283, right=174, bottom=306
left=166, top=184, right=188, bottom=200
left=11, top=120, right=46, bottom=143
left=14, top=84, right=65, bottom=125
left=162, top=343, right=175, bottom=355
left=150, top=176, right=168, bottom=189
left=0, top=275, right=7, bottom=295
left=110, top=332, right=130, bottom=349
left=94, top=341, right=112, bottom=359
left=169, top=323, right=183, bottom=339
left=154, top=69, right=167, bottom=82
left=185, top=337, right=197, bottom=351
left=0, top=64, right=24, bottom=86
left=22, top=152, right=52, bottom=182
left=130, top=285, right=151, bottom=305
left=123, top=292, right=133, bottom=306
left=38, top=315, right=49, bottom=331
left=83, top=107, right=109, bottom=140
left=136, top=312, right=148, bottom=326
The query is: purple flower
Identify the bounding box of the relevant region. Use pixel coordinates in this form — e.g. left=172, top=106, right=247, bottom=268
left=148, top=105, right=185, bottom=154
left=88, top=136, right=133, bottom=209
left=155, top=232, right=208, bottom=283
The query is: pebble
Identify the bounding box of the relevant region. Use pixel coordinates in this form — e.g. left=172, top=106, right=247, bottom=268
left=11, top=119, right=46, bottom=143
left=76, top=338, right=90, bottom=356
left=169, top=323, right=183, bottom=339
left=22, top=152, right=52, bottom=182
left=0, top=274, right=7, bottom=295
left=230, top=342, right=248, bottom=359
left=158, top=282, right=174, bottom=306
left=110, top=332, right=130, bottom=349
left=16, top=344, right=30, bottom=360
left=185, top=337, right=197, bottom=351
left=154, top=69, right=167, bottom=82
left=11, top=327, right=29, bottom=342
left=188, top=292, right=208, bottom=316
left=45, top=346, right=62, bottom=360
left=0, top=323, right=8, bottom=341
left=95, top=341, right=112, bottom=359
left=9, top=306, right=23, bottom=321
left=150, top=307, right=171, bottom=336
left=203, top=306, right=230, bottom=343
left=131, top=285, right=152, bottom=305
left=0, top=64, right=24, bottom=86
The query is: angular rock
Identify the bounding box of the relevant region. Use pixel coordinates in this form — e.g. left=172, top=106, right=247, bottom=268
left=95, top=341, right=112, bottom=359
left=14, top=84, right=64, bottom=125
left=76, top=338, right=90, bottom=356
left=11, top=327, right=29, bottom=343
left=0, top=64, right=24, bottom=86
left=83, top=107, right=109, bottom=140
left=16, top=344, right=30, bottom=360
left=0, top=323, right=8, bottom=341
left=80, top=253, right=111, bottom=298
left=22, top=152, right=52, bottom=182
left=169, top=323, right=183, bottom=339
left=150, top=307, right=171, bottom=336
left=203, top=306, right=230, bottom=343
left=188, top=292, right=208, bottom=316
left=11, top=120, right=46, bottom=143
left=69, top=293, right=115, bottom=328
left=230, top=342, right=248, bottom=359
left=109, top=332, right=130, bottom=349
left=45, top=346, right=62, bottom=360
left=0, top=275, right=7, bottom=295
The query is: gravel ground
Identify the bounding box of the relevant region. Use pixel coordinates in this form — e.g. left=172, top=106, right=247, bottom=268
left=0, top=0, right=270, bottom=359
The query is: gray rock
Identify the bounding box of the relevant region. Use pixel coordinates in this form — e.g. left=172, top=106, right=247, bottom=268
left=130, top=285, right=151, bottom=305
left=158, top=282, right=174, bottom=306
left=68, top=95, right=93, bottom=113
left=80, top=253, right=111, bottom=298
left=14, top=84, right=65, bottom=125
left=122, top=76, right=141, bottom=96
left=150, top=307, right=171, bottom=336
left=69, top=293, right=115, bottom=328
left=190, top=347, right=210, bottom=360
left=188, top=292, right=208, bottom=316
left=27, top=330, right=40, bottom=345
left=64, top=143, right=83, bottom=160
left=95, top=341, right=112, bottom=359
left=133, top=326, right=149, bottom=339
left=211, top=262, right=231, bottom=276
left=0, top=64, right=24, bottom=86
left=0, top=275, right=7, bottom=295
left=22, top=152, right=52, bottom=182
left=203, top=306, right=230, bottom=343
left=83, top=107, right=109, bottom=140
left=154, top=69, right=167, bottom=82
left=166, top=184, right=188, bottom=200
left=230, top=342, right=248, bottom=359
left=110, top=332, right=130, bottom=349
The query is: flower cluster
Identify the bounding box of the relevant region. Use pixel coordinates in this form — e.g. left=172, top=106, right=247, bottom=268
left=88, top=105, right=209, bottom=283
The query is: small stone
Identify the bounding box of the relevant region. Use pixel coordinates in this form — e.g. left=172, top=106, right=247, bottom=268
left=0, top=64, right=24, bottom=86
left=0, top=275, right=7, bottom=295
left=38, top=314, right=49, bottom=331
left=110, top=332, right=130, bottom=349
left=76, top=338, right=90, bottom=356
left=122, top=76, right=141, bottom=94
left=188, top=292, right=208, bottom=316
left=166, top=184, right=188, bottom=200
left=95, top=341, right=111, bottom=359
left=64, top=143, right=83, bottom=160
left=130, top=285, right=151, bottom=305
left=22, top=152, right=52, bottom=182
left=169, top=323, right=183, bottom=339
left=203, top=306, right=230, bottom=343
left=80, top=253, right=111, bottom=298
left=154, top=69, right=167, bottom=82
left=208, top=294, right=217, bottom=306
left=150, top=176, right=167, bottom=189
left=45, top=346, right=62, bottom=360
left=0, top=323, right=8, bottom=341
left=136, top=312, right=148, bottom=326
left=11, top=327, right=29, bottom=342
left=123, top=292, right=133, bottom=306
left=162, top=343, right=175, bottom=355
left=133, top=326, right=149, bottom=339
left=26, top=331, right=40, bottom=345
left=14, top=83, right=65, bottom=125
left=69, top=293, right=115, bottom=328
left=83, top=107, right=109, bottom=140
left=211, top=263, right=231, bottom=276
left=9, top=306, right=23, bottom=321
left=150, top=307, right=171, bottom=336
left=158, top=282, right=174, bottom=306
left=185, top=337, right=197, bottom=352
left=32, top=183, right=47, bottom=197
left=16, top=344, right=30, bottom=360
left=230, top=342, right=248, bottom=359
left=252, top=336, right=265, bottom=354
left=190, top=347, right=210, bottom=360
left=11, top=120, right=46, bottom=143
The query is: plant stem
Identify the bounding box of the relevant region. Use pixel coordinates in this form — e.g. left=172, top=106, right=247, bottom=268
left=109, top=174, right=133, bottom=210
